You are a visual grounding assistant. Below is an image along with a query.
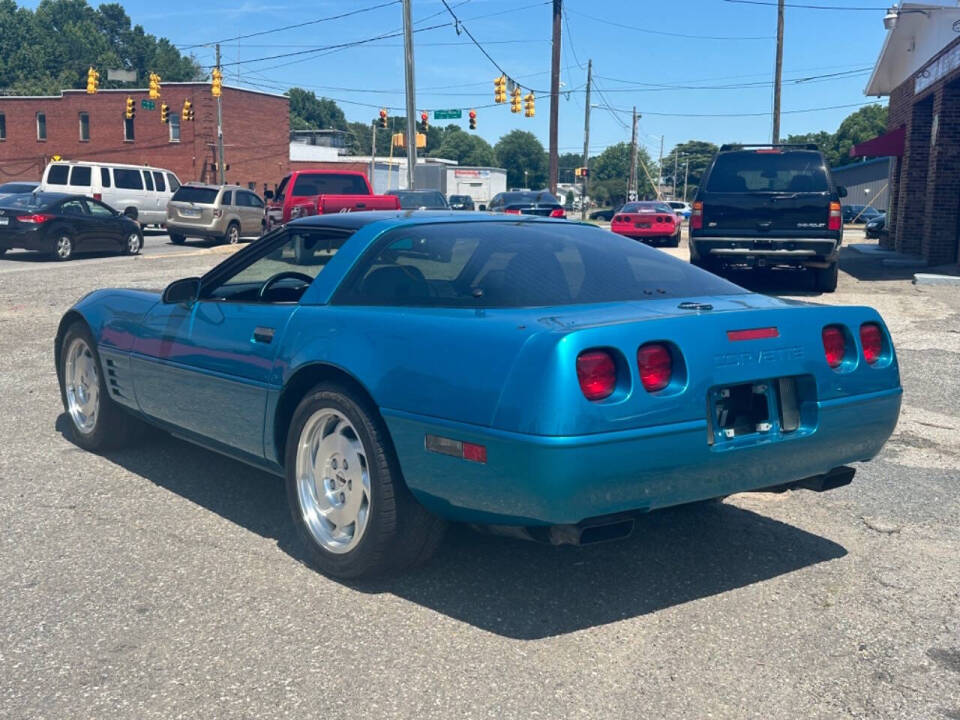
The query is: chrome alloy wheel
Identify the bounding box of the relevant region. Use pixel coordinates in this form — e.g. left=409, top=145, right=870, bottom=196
left=126, top=232, right=141, bottom=254
left=226, top=224, right=240, bottom=244
left=295, top=410, right=371, bottom=554
left=56, top=235, right=72, bottom=260
left=64, top=337, right=99, bottom=434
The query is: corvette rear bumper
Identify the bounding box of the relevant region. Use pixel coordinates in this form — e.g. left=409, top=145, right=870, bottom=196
left=383, top=386, right=901, bottom=525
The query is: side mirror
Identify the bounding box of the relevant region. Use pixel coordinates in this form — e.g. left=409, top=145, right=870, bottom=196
left=837, top=185, right=848, bottom=198
left=263, top=189, right=274, bottom=200
left=162, top=277, right=201, bottom=305
left=478, top=204, right=487, bottom=211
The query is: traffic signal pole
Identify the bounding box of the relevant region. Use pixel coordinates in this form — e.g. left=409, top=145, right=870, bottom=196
left=548, top=0, right=562, bottom=194
left=580, top=58, right=591, bottom=221
left=402, top=0, right=417, bottom=190
left=216, top=43, right=226, bottom=185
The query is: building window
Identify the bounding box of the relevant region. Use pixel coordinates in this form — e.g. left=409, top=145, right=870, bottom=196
left=124, top=117, right=135, bottom=142
left=37, top=112, right=46, bottom=141
left=169, top=113, right=180, bottom=142
left=0, top=114, right=6, bottom=141
left=79, top=112, right=90, bottom=142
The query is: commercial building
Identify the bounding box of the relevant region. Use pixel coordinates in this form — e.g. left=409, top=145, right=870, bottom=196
left=857, top=3, right=960, bottom=266
left=0, top=84, right=289, bottom=192
left=830, top=157, right=892, bottom=210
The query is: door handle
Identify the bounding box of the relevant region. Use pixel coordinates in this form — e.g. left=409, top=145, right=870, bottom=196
left=252, top=326, right=275, bottom=344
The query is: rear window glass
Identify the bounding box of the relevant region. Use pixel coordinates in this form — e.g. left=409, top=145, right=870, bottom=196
left=390, top=191, right=447, bottom=209
left=705, top=151, right=829, bottom=193
left=172, top=186, right=218, bottom=204
left=167, top=173, right=180, bottom=192
left=0, top=192, right=64, bottom=210
left=222, top=190, right=233, bottom=205
left=500, top=191, right=559, bottom=206
left=621, top=202, right=672, bottom=213
left=46, top=165, right=69, bottom=185
left=153, top=171, right=166, bottom=192
left=336, top=222, right=740, bottom=308
left=69, top=166, right=91, bottom=187
left=291, top=173, right=368, bottom=196
left=114, top=169, right=144, bottom=190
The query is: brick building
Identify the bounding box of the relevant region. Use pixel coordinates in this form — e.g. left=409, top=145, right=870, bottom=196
left=0, top=83, right=289, bottom=192
left=857, top=3, right=960, bottom=266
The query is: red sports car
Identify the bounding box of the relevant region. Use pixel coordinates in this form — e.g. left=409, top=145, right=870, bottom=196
left=610, top=202, right=681, bottom=247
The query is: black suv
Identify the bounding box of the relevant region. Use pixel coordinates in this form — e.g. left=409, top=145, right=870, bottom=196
left=689, top=144, right=846, bottom=292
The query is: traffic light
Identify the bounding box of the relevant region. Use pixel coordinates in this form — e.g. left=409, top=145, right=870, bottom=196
left=524, top=92, right=535, bottom=118
left=160, top=103, right=169, bottom=124
left=416, top=132, right=426, bottom=149
left=392, top=132, right=404, bottom=148
left=494, top=75, right=506, bottom=104
left=148, top=72, right=162, bottom=100
left=510, top=87, right=522, bottom=113
left=85, top=67, right=100, bottom=94
left=124, top=97, right=136, bottom=120
left=468, top=109, right=476, bottom=130
left=420, top=111, right=429, bottom=132
left=211, top=68, right=223, bottom=98
left=182, top=100, right=194, bottom=121
left=379, top=108, right=388, bottom=129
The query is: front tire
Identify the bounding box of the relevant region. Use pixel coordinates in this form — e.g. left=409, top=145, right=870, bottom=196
left=284, top=384, right=446, bottom=579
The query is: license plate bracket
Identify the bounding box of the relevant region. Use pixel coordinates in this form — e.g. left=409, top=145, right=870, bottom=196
left=710, top=381, right=775, bottom=443
left=0, top=217, right=8, bottom=225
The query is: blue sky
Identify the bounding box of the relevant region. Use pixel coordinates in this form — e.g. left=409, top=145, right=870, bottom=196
left=44, top=0, right=895, bottom=156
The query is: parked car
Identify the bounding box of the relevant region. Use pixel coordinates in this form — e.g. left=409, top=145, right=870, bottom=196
left=55, top=212, right=900, bottom=578
left=667, top=200, right=692, bottom=219
left=387, top=190, right=450, bottom=210
left=865, top=213, right=886, bottom=239
left=610, top=202, right=681, bottom=247
left=0, top=192, right=142, bottom=260
left=488, top=190, right=565, bottom=217
left=264, top=170, right=400, bottom=231
left=589, top=207, right=618, bottom=222
left=842, top=205, right=883, bottom=224
left=690, top=143, right=846, bottom=292
left=0, top=181, right=39, bottom=198
left=39, top=161, right=180, bottom=226
left=166, top=184, right=265, bottom=245
left=448, top=194, right=475, bottom=211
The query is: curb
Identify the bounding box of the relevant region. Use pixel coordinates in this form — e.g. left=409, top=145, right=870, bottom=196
left=913, top=273, right=960, bottom=286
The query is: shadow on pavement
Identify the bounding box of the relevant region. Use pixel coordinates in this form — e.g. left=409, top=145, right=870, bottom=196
left=61, top=414, right=849, bottom=639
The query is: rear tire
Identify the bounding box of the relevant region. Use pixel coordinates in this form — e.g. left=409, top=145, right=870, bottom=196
left=814, top=261, right=838, bottom=293
left=169, top=233, right=186, bottom=245
left=284, top=383, right=446, bottom=579
left=224, top=222, right=240, bottom=245
left=51, top=231, right=74, bottom=261
left=667, top=231, right=681, bottom=248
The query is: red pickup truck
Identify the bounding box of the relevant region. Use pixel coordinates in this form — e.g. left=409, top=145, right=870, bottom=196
left=264, top=170, right=400, bottom=230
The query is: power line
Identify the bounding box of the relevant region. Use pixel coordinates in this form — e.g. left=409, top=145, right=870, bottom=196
left=722, top=0, right=887, bottom=9
left=178, top=0, right=400, bottom=50
left=600, top=100, right=885, bottom=118
left=592, top=67, right=872, bottom=91
left=567, top=8, right=775, bottom=39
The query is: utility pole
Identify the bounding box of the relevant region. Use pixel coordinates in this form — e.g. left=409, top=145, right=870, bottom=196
left=402, top=0, right=417, bottom=189
left=548, top=0, right=562, bottom=194
left=656, top=135, right=664, bottom=200
left=370, top=121, right=377, bottom=192
left=772, top=0, right=784, bottom=144
left=215, top=43, right=225, bottom=185
left=672, top=151, right=679, bottom=199
left=581, top=58, right=592, bottom=221
left=683, top=160, right=689, bottom=202
left=628, top=107, right=638, bottom=201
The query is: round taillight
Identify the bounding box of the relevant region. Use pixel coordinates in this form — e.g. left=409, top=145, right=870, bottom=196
left=822, top=326, right=846, bottom=369
left=637, top=343, right=672, bottom=392
left=860, top=322, right=883, bottom=365
left=576, top=350, right=617, bottom=401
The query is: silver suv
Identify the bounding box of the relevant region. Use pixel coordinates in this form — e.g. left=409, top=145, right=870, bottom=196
left=166, top=184, right=265, bottom=245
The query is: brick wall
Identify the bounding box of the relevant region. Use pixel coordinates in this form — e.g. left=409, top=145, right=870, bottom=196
left=0, top=84, right=289, bottom=191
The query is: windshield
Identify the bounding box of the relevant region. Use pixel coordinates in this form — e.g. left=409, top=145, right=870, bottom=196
left=391, top=191, right=448, bottom=209
left=706, top=151, right=829, bottom=193
left=621, top=203, right=673, bottom=213
left=172, top=187, right=219, bottom=204
left=501, top=191, right=559, bottom=206
left=336, top=221, right=740, bottom=308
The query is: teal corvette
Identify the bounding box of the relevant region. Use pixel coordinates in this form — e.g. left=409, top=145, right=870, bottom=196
left=55, top=212, right=902, bottom=578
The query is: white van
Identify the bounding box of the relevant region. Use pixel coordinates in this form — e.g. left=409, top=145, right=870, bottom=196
left=39, top=161, right=182, bottom=226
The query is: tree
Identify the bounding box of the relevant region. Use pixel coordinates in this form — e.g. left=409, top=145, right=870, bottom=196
left=0, top=0, right=202, bottom=95
left=288, top=88, right=348, bottom=131
left=494, top=130, right=548, bottom=189
left=431, top=127, right=495, bottom=166
left=558, top=152, right=582, bottom=184
left=661, top=140, right=719, bottom=201
left=589, top=142, right=657, bottom=207
left=785, top=104, right=888, bottom=168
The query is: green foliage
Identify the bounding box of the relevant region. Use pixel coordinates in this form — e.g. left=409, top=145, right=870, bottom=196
left=288, top=88, right=348, bottom=131
left=558, top=152, right=582, bottom=183
left=564, top=190, right=574, bottom=206
left=0, top=0, right=202, bottom=95
left=785, top=105, right=888, bottom=168
left=661, top=140, right=719, bottom=201
left=494, top=130, right=548, bottom=189
left=431, top=127, right=495, bottom=167
left=589, top=142, right=657, bottom=206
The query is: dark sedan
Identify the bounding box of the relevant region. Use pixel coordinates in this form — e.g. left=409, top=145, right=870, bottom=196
left=865, top=213, right=886, bottom=239
left=448, top=194, right=475, bottom=211
left=0, top=193, right=143, bottom=261
left=488, top=190, right=565, bottom=218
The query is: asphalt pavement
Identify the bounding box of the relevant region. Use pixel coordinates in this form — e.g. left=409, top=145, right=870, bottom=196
left=1, top=228, right=958, bottom=719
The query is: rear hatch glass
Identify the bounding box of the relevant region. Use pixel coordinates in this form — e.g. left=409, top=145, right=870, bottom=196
left=706, top=151, right=828, bottom=193
left=292, top=174, right=368, bottom=196
left=172, top=187, right=219, bottom=204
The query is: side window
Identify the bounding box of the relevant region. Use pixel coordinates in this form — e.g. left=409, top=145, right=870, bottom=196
left=101, top=167, right=111, bottom=187
left=114, top=169, right=143, bottom=190
left=152, top=171, right=166, bottom=192
left=143, top=170, right=154, bottom=191
left=202, top=230, right=349, bottom=303
left=60, top=199, right=87, bottom=216
left=46, top=164, right=69, bottom=185
left=85, top=200, right=114, bottom=218
left=167, top=173, right=180, bottom=192
left=275, top=176, right=289, bottom=200
left=245, top=192, right=264, bottom=208
left=69, top=165, right=92, bottom=187
left=221, top=190, right=233, bottom=206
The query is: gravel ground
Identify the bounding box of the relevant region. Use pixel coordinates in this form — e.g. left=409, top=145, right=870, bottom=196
left=1, top=230, right=958, bottom=719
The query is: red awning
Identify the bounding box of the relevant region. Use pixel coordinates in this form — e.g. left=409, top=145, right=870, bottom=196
left=849, top=126, right=905, bottom=158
